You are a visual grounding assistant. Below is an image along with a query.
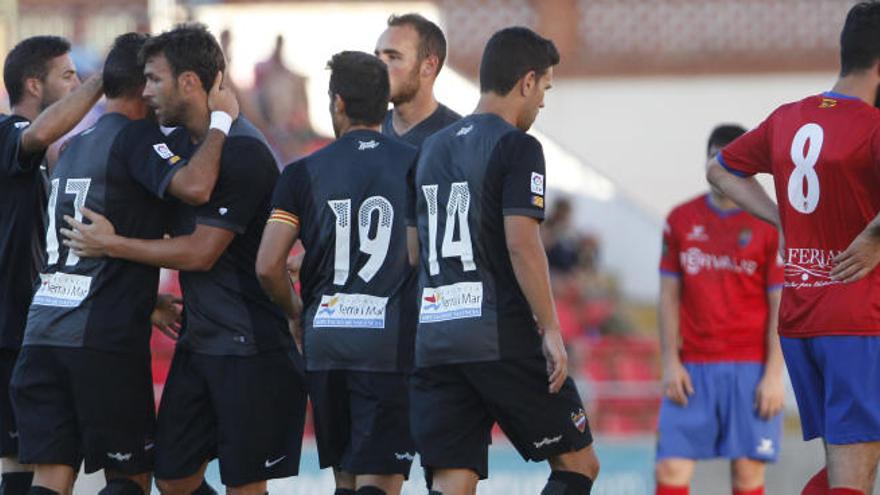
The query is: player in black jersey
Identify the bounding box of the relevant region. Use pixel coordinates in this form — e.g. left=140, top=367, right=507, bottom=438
left=63, top=24, right=305, bottom=495
left=0, top=35, right=103, bottom=495
left=376, top=13, right=460, bottom=146
left=14, top=32, right=236, bottom=495
left=257, top=51, right=417, bottom=495
left=408, top=27, right=599, bottom=495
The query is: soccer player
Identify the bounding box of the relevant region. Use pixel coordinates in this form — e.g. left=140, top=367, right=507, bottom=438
left=0, top=35, right=103, bottom=495
left=655, top=124, right=785, bottom=495
left=62, top=24, right=306, bottom=495
left=256, top=51, right=417, bottom=495
left=707, top=4, right=880, bottom=493
left=12, top=32, right=236, bottom=495
left=407, top=27, right=599, bottom=495
left=375, top=13, right=460, bottom=145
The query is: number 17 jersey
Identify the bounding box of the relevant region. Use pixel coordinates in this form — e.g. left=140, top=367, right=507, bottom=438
left=719, top=92, right=880, bottom=337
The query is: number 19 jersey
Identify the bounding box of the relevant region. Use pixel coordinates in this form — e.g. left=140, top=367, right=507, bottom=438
left=719, top=92, right=880, bottom=337
left=272, top=130, right=418, bottom=372
left=410, top=113, right=547, bottom=367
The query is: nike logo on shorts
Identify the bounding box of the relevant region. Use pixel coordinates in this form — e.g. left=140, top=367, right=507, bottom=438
left=265, top=455, right=286, bottom=468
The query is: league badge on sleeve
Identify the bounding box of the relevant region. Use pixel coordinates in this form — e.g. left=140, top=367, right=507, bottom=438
left=531, top=172, right=545, bottom=195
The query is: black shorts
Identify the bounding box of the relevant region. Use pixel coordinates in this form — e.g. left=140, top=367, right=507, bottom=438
left=10, top=346, right=155, bottom=474
left=410, top=356, right=593, bottom=479
left=308, top=370, right=415, bottom=477
left=155, top=348, right=307, bottom=487
left=0, top=349, right=20, bottom=457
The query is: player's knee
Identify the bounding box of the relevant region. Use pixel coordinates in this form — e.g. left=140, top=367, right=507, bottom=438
left=549, top=447, right=599, bottom=480
left=731, top=459, right=765, bottom=489
left=655, top=460, right=691, bottom=485
left=155, top=477, right=202, bottom=495
left=98, top=478, right=144, bottom=495
left=355, top=487, right=387, bottom=495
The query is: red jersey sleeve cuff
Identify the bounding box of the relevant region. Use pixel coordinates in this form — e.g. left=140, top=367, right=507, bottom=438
left=717, top=152, right=754, bottom=178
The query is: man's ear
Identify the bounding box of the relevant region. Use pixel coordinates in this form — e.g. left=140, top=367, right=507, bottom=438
left=24, top=77, right=42, bottom=101
left=334, top=94, right=346, bottom=116
left=178, top=71, right=201, bottom=95
left=520, top=70, right=537, bottom=97
left=421, top=54, right=440, bottom=79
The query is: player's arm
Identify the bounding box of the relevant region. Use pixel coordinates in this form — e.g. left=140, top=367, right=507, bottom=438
left=658, top=275, right=694, bottom=406
left=706, top=160, right=780, bottom=227
left=256, top=214, right=303, bottom=321
left=505, top=215, right=567, bottom=394
left=165, top=71, right=240, bottom=206
left=755, top=288, right=784, bottom=419
left=19, top=74, right=103, bottom=155
left=61, top=208, right=233, bottom=271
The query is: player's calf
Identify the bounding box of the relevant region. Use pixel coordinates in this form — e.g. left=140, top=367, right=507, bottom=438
left=29, top=465, right=75, bottom=495
left=655, top=458, right=694, bottom=494
left=542, top=446, right=598, bottom=494
left=827, top=442, right=880, bottom=494
left=430, top=468, right=478, bottom=495
left=226, top=481, right=267, bottom=495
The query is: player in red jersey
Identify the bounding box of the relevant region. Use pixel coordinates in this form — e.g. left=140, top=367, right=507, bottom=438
left=708, top=4, right=880, bottom=493
left=656, top=125, right=785, bottom=495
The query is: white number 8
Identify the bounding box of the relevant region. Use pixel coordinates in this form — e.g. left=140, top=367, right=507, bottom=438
left=788, top=123, right=823, bottom=214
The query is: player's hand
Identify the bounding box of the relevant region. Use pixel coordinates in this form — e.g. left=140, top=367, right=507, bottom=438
left=286, top=251, right=304, bottom=282
left=60, top=207, right=116, bottom=258
left=151, top=293, right=182, bottom=341
left=830, top=229, right=880, bottom=283
left=754, top=372, right=784, bottom=419
left=662, top=360, right=694, bottom=406
left=288, top=318, right=303, bottom=354
left=208, top=70, right=239, bottom=120
left=540, top=327, right=568, bottom=394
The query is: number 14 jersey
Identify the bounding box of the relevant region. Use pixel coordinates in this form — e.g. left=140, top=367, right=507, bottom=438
left=410, top=113, right=547, bottom=367
left=719, top=92, right=880, bottom=337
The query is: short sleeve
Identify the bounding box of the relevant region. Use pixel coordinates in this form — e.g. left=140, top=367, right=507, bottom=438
left=499, top=132, right=546, bottom=220
left=269, top=159, right=310, bottom=231
left=0, top=118, right=44, bottom=177
left=765, top=228, right=785, bottom=291
left=717, top=117, right=773, bottom=177
left=195, top=139, right=276, bottom=234
left=659, top=214, right=682, bottom=277
left=119, top=121, right=185, bottom=199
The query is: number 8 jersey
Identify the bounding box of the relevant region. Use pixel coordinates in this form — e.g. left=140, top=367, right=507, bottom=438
left=410, top=113, right=547, bottom=368
left=719, top=92, right=880, bottom=337
left=272, top=130, right=419, bottom=372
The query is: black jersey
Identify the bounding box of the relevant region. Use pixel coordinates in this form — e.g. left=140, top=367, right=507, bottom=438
left=25, top=114, right=180, bottom=354
left=272, top=130, right=418, bottom=372
left=381, top=103, right=460, bottom=146
left=410, top=113, right=548, bottom=367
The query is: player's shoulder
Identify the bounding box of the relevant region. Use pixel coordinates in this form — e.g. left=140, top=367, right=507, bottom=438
left=225, top=117, right=273, bottom=155
left=436, top=103, right=462, bottom=126
left=666, top=194, right=707, bottom=224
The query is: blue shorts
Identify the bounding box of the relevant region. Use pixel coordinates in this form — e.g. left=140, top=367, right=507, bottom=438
left=781, top=336, right=880, bottom=445
left=656, top=362, right=782, bottom=462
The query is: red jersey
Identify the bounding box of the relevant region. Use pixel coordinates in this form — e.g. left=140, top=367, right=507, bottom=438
left=661, top=194, right=784, bottom=362
left=720, top=92, right=880, bottom=338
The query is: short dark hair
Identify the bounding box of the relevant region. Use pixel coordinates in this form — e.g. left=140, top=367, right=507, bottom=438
left=707, top=124, right=746, bottom=155
left=479, top=27, right=559, bottom=95
left=4, top=35, right=71, bottom=106
left=387, top=13, right=448, bottom=71
left=104, top=33, right=149, bottom=99
left=328, top=51, right=389, bottom=126
left=140, top=23, right=224, bottom=92
left=840, top=2, right=880, bottom=76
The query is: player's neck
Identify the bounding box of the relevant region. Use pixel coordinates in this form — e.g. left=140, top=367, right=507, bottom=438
left=184, top=104, right=211, bottom=143
left=340, top=123, right=380, bottom=136
left=707, top=190, right=738, bottom=212
left=830, top=76, right=877, bottom=106
left=474, top=94, right=520, bottom=128
left=11, top=100, right=40, bottom=122
left=105, top=99, right=147, bottom=121
left=392, top=90, right=438, bottom=134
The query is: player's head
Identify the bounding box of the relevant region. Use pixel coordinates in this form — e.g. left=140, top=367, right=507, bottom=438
left=479, top=27, right=559, bottom=131
left=706, top=124, right=746, bottom=159
left=840, top=2, right=880, bottom=78
left=104, top=33, right=150, bottom=103
left=4, top=35, right=78, bottom=111
left=375, top=13, right=447, bottom=105
left=140, top=23, right=225, bottom=127
left=326, top=51, right=390, bottom=137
